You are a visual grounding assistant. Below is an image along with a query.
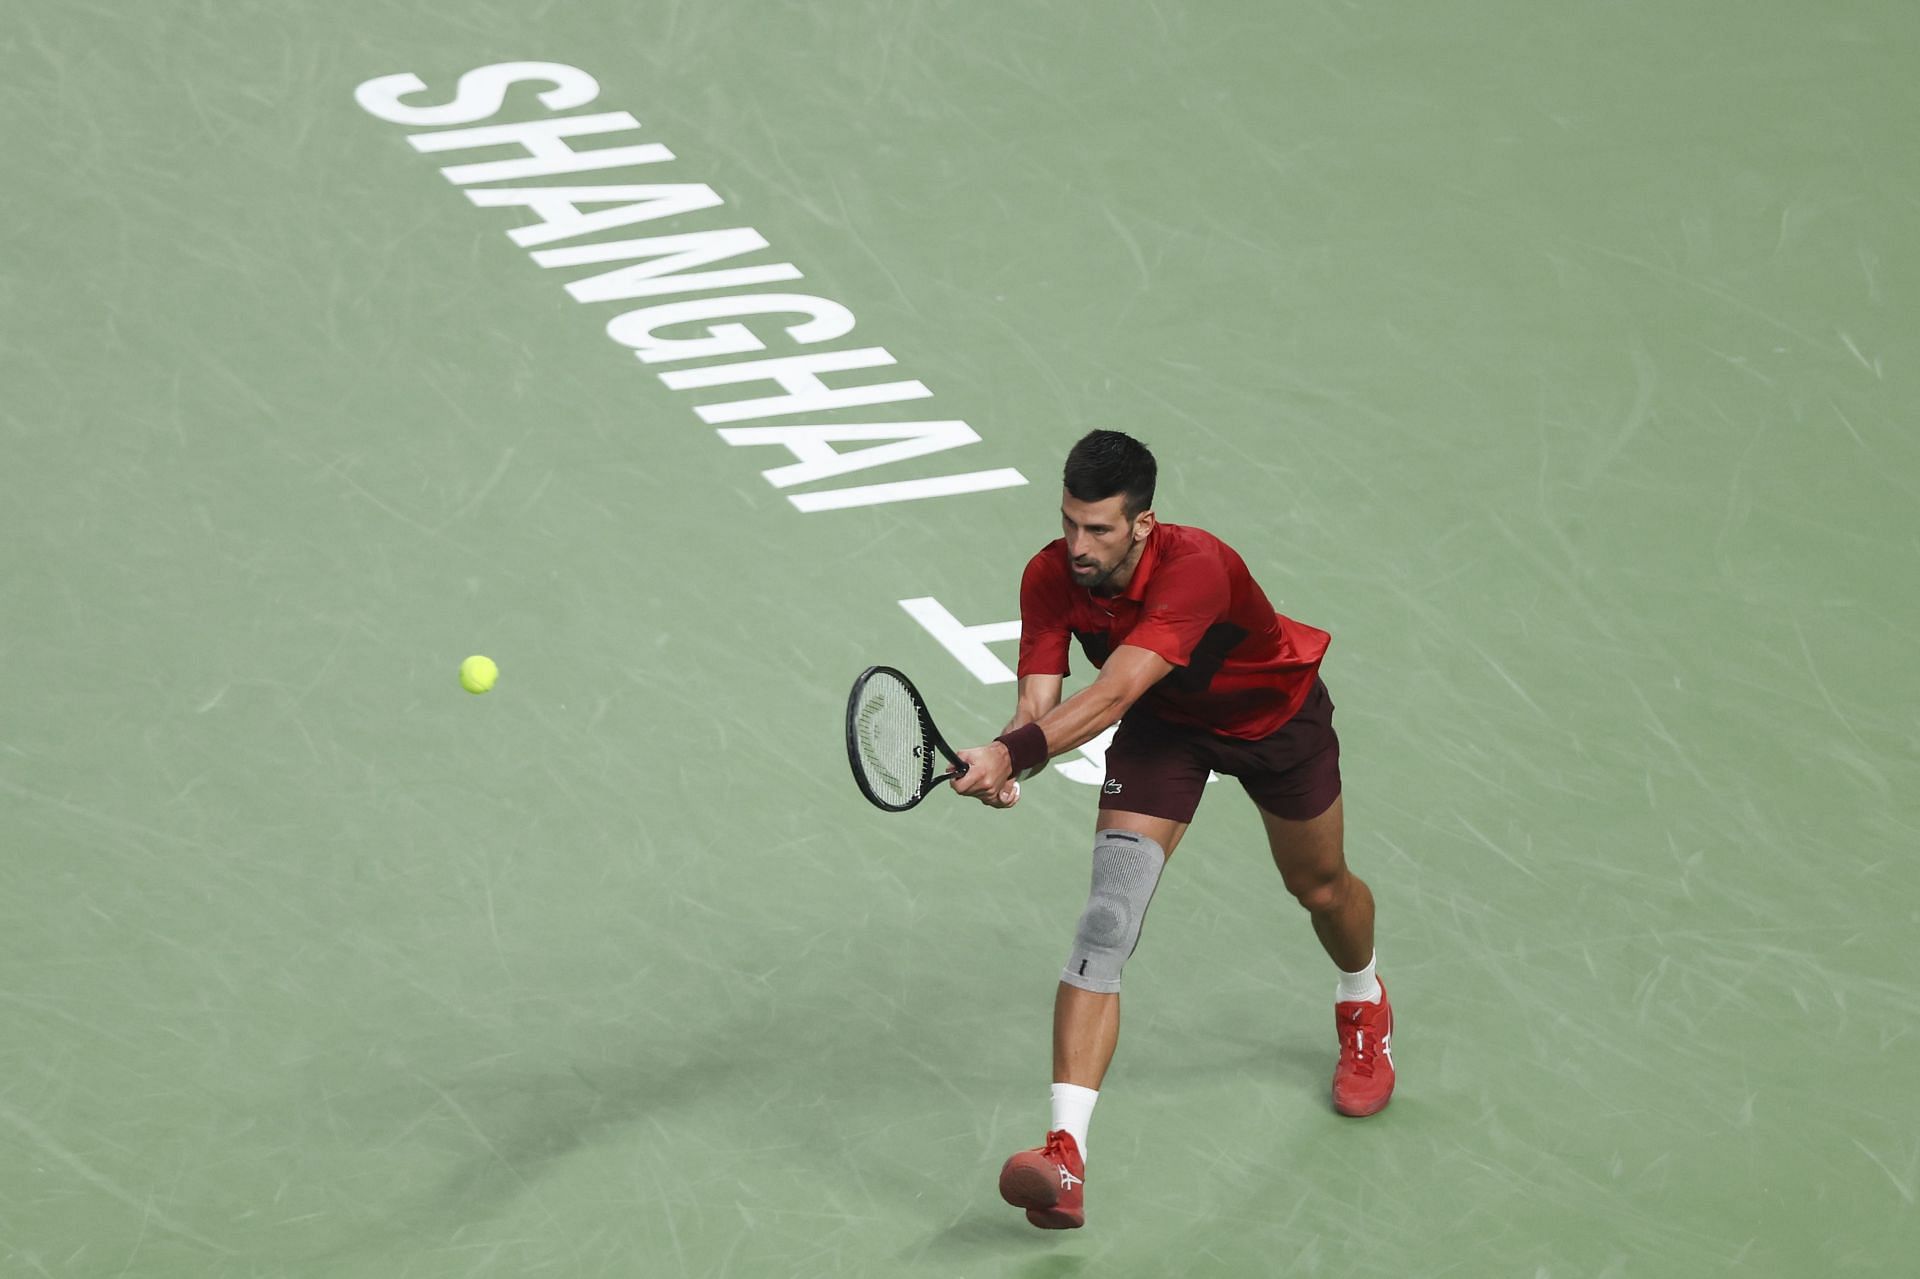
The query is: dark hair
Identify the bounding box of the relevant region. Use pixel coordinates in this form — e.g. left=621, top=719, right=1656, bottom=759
left=1063, top=429, right=1157, bottom=517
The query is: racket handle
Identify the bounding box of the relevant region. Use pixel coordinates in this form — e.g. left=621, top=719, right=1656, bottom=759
left=939, top=767, right=1019, bottom=807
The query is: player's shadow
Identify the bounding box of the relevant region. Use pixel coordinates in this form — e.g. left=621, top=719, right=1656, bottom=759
left=1123, top=1034, right=1327, bottom=1095
left=912, top=1214, right=1087, bottom=1274
left=290, top=1043, right=755, bottom=1270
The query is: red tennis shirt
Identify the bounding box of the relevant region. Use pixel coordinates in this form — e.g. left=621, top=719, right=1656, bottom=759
left=1015, top=523, right=1331, bottom=740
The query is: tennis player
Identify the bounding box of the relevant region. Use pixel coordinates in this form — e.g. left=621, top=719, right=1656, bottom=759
left=951, top=429, right=1393, bottom=1230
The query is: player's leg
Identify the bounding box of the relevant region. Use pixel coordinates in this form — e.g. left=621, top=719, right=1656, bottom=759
left=1256, top=794, right=1393, bottom=1115
left=1257, top=795, right=1372, bottom=972
left=1240, top=679, right=1394, bottom=1116
left=1053, top=808, right=1189, bottom=1090
left=1230, top=680, right=1371, bottom=968
left=1000, top=712, right=1206, bottom=1229
left=1002, top=810, right=1186, bottom=1230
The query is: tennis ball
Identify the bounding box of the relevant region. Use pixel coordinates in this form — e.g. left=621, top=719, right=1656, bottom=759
left=459, top=655, right=498, bottom=694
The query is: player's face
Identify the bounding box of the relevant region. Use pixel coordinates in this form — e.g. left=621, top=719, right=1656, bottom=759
left=1061, top=490, right=1151, bottom=591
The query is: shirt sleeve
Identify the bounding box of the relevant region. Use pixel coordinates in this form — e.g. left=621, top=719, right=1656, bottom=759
left=1123, top=545, right=1231, bottom=667
left=1016, top=550, right=1072, bottom=677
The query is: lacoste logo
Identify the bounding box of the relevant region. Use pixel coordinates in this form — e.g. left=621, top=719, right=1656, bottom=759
left=1103, top=778, right=1123, bottom=794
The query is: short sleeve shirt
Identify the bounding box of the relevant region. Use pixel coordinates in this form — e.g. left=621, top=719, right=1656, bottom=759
left=1015, top=523, right=1331, bottom=740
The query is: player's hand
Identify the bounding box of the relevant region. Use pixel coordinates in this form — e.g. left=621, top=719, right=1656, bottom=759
left=968, top=776, right=1019, bottom=808
left=952, top=743, right=1015, bottom=806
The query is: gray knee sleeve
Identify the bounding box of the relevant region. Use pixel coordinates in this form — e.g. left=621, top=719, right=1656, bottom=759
left=1061, top=830, right=1167, bottom=994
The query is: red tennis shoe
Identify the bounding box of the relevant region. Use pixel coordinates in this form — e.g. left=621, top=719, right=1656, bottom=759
left=1332, top=981, right=1395, bottom=1117
left=998, top=1129, right=1086, bottom=1229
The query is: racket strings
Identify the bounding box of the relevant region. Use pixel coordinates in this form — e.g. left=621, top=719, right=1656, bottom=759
left=852, top=673, right=932, bottom=807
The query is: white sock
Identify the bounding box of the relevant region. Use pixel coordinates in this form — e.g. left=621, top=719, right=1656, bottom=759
left=1336, top=952, right=1382, bottom=1004
left=1049, top=1083, right=1098, bottom=1159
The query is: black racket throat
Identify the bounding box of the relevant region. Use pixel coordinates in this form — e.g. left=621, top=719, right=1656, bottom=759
left=845, top=665, right=969, bottom=813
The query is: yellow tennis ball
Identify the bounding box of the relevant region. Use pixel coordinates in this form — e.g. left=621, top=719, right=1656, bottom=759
left=459, top=655, right=497, bottom=694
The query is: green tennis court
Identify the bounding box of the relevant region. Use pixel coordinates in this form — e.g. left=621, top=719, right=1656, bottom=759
left=4, top=2, right=1916, bottom=1274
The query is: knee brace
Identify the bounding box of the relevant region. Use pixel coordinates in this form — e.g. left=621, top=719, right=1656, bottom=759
left=1061, top=830, right=1167, bottom=993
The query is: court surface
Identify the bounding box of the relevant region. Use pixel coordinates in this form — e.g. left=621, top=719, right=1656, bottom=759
left=4, top=3, right=1917, bottom=1275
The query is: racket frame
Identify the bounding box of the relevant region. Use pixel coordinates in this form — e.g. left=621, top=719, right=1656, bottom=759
left=845, top=665, right=969, bottom=812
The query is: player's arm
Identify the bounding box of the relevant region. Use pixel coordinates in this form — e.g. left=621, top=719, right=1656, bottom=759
left=1002, top=674, right=1063, bottom=735
left=970, top=550, right=1076, bottom=797
left=955, top=645, right=1170, bottom=797
left=997, top=673, right=1064, bottom=784
left=1013, top=644, right=1168, bottom=760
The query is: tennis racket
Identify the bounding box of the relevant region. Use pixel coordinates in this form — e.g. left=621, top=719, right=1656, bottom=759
left=845, top=665, right=969, bottom=812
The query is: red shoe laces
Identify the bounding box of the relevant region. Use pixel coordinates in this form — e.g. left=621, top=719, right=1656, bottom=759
left=1341, top=1007, right=1379, bottom=1077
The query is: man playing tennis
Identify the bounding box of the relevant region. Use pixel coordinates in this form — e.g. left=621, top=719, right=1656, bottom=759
left=951, top=429, right=1393, bottom=1230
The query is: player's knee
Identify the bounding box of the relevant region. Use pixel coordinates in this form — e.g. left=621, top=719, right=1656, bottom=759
left=1077, top=895, right=1130, bottom=952
left=1286, top=867, right=1347, bottom=917
left=1061, top=830, right=1166, bottom=994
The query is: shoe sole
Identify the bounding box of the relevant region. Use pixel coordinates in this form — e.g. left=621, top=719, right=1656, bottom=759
left=1025, top=1208, right=1083, bottom=1230
left=1333, top=1088, right=1393, bottom=1118
left=999, top=1163, right=1084, bottom=1230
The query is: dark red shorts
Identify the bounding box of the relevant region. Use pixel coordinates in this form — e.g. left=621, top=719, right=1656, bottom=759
left=1097, top=678, right=1340, bottom=824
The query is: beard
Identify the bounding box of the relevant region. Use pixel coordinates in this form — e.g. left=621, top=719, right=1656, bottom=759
left=1069, top=555, right=1123, bottom=591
